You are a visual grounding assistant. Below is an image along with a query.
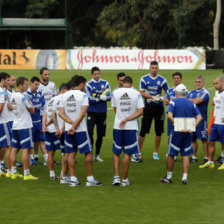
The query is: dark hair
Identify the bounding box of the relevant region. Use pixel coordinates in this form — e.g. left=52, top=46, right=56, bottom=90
left=59, top=83, right=68, bottom=92
left=91, top=66, right=100, bottom=74
left=71, top=74, right=79, bottom=81
left=40, top=67, right=48, bottom=75
left=66, top=79, right=75, bottom=89
left=117, top=72, right=126, bottom=80
left=30, top=76, right=40, bottom=83
left=74, top=76, right=86, bottom=87
left=150, top=61, right=158, bottom=66
left=123, top=76, right=133, bottom=84
left=0, top=72, right=10, bottom=82
left=172, top=72, right=182, bottom=79
left=16, top=77, right=28, bottom=87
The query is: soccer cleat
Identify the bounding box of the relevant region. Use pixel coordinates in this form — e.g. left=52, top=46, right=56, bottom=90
left=50, top=176, right=59, bottom=180
left=34, top=157, right=39, bottom=163
left=30, top=159, right=37, bottom=166
left=0, top=171, right=6, bottom=177
left=153, top=153, right=160, bottom=160
left=24, top=174, right=38, bottom=180
left=0, top=162, right=7, bottom=169
left=199, top=161, right=215, bottom=169
left=54, top=160, right=59, bottom=165
left=95, top=156, right=104, bottom=162
left=86, top=178, right=103, bottom=186
left=131, top=154, right=142, bottom=163
left=60, top=177, right=70, bottom=184
left=6, top=173, right=12, bottom=178
left=120, top=179, right=131, bottom=186
left=190, top=157, right=198, bottom=163
left=44, top=161, right=48, bottom=166
left=181, top=179, right=188, bottom=185
left=16, top=161, right=23, bottom=167
left=112, top=176, right=121, bottom=186
left=70, top=179, right=81, bottom=187
left=160, top=176, right=172, bottom=183
left=217, top=163, right=224, bottom=170
left=11, top=172, right=23, bottom=179
left=215, top=156, right=224, bottom=165
left=201, top=158, right=208, bottom=165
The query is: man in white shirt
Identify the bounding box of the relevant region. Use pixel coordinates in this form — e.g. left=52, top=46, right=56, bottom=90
left=10, top=77, right=38, bottom=180
left=59, top=76, right=103, bottom=187
left=42, top=96, right=61, bottom=180
left=111, top=76, right=144, bottom=186
left=52, top=83, right=69, bottom=184
left=0, top=72, right=12, bottom=177
left=200, top=76, right=224, bottom=169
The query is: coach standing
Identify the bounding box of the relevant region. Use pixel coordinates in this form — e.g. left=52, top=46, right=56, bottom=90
left=136, top=61, right=168, bottom=162
left=86, top=67, right=111, bottom=162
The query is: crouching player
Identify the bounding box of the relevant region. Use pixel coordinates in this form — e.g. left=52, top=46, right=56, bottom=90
left=59, top=76, right=103, bottom=187
left=111, top=76, right=144, bottom=186
left=10, top=77, right=38, bottom=180
left=42, top=96, right=61, bottom=180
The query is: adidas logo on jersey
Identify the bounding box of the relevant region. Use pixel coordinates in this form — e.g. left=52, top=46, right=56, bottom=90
left=120, top=93, right=130, bottom=100
left=67, top=95, right=76, bottom=102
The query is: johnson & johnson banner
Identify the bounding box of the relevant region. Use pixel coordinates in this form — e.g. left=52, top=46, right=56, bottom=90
left=66, top=48, right=205, bottom=70
left=0, top=50, right=66, bottom=69
left=0, top=48, right=205, bottom=70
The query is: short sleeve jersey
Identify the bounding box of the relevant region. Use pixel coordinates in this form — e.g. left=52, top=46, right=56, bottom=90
left=45, top=97, right=56, bottom=133
left=26, top=88, right=45, bottom=122
left=139, top=74, right=169, bottom=106
left=38, top=81, right=57, bottom=116
left=52, top=94, right=64, bottom=130
left=0, top=87, right=9, bottom=124
left=111, top=87, right=144, bottom=130
left=213, top=90, right=224, bottom=125
left=165, top=87, right=176, bottom=100
left=187, top=88, right=209, bottom=120
left=11, top=91, right=33, bottom=130
left=167, top=97, right=200, bottom=133
left=59, top=90, right=89, bottom=132
left=6, top=89, right=15, bottom=122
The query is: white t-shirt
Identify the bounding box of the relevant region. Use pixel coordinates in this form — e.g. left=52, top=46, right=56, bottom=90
left=7, top=89, right=15, bottom=122
left=59, top=90, right=88, bottom=132
left=45, top=97, right=56, bottom=133
left=111, top=87, right=144, bottom=130
left=38, top=81, right=57, bottom=115
left=0, top=87, right=9, bottom=124
left=11, top=91, right=33, bottom=130
left=52, top=94, right=64, bottom=130
left=214, top=90, right=224, bottom=125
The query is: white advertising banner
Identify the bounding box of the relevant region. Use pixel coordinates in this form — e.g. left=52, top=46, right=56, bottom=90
left=66, top=48, right=206, bottom=70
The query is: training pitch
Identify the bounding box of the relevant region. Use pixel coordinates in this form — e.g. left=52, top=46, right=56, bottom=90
left=0, top=69, right=224, bottom=224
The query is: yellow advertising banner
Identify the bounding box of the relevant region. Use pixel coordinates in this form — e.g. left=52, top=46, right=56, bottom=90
left=0, top=50, right=66, bottom=69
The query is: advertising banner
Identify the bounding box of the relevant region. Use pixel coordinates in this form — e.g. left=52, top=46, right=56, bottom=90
left=66, top=48, right=206, bottom=70
left=0, top=50, right=66, bottom=69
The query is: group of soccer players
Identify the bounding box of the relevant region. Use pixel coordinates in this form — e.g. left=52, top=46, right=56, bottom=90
left=0, top=61, right=224, bottom=186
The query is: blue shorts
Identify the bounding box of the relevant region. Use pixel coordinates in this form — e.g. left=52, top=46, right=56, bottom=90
left=209, top=124, right=224, bottom=143
left=60, top=133, right=65, bottom=154
left=11, top=128, right=34, bottom=149
left=45, top=132, right=61, bottom=151
left=113, top=129, right=139, bottom=155
left=64, top=131, right=92, bottom=154
left=168, top=132, right=193, bottom=157
left=0, top=123, right=11, bottom=148
left=192, top=119, right=208, bottom=140
left=32, top=121, right=45, bottom=142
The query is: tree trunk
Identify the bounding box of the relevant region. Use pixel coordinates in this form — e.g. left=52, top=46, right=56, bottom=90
left=213, top=0, right=221, bottom=49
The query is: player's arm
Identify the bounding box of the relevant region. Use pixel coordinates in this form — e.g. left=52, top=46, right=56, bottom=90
left=195, top=114, right=202, bottom=127
left=59, top=107, right=73, bottom=124
left=68, top=105, right=88, bottom=134
left=0, top=103, right=4, bottom=114
left=120, top=107, right=143, bottom=129
left=167, top=112, right=174, bottom=124
left=42, top=112, right=47, bottom=132
left=100, top=82, right=111, bottom=102
left=52, top=110, right=60, bottom=136
left=188, top=97, right=203, bottom=105
left=85, top=84, right=100, bottom=103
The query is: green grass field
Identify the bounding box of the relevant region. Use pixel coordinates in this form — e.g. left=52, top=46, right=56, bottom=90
left=1, top=69, right=224, bottom=224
